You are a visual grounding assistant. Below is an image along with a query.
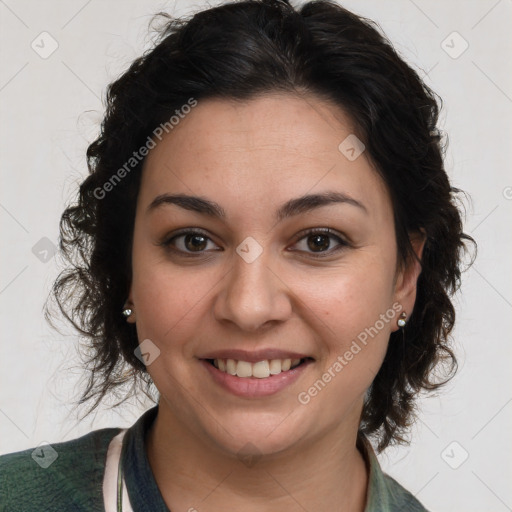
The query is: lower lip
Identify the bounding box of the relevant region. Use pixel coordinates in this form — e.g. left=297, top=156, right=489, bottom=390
left=200, top=359, right=312, bottom=398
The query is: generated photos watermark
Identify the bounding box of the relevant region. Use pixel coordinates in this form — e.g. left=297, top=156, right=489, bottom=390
left=93, top=97, right=198, bottom=200
left=297, top=301, right=403, bottom=405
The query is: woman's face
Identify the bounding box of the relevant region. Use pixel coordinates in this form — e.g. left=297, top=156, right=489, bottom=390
left=127, top=93, right=421, bottom=457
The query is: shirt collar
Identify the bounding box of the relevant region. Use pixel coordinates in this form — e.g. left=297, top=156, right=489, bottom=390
left=357, top=431, right=392, bottom=511
left=122, top=405, right=405, bottom=512
left=122, top=405, right=168, bottom=511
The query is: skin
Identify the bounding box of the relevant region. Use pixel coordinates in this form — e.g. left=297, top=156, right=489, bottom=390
left=126, top=92, right=425, bottom=511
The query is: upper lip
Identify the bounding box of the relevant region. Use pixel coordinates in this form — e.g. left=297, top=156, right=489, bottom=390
left=198, top=349, right=312, bottom=363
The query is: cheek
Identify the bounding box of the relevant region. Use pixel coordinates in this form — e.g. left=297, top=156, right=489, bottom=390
left=129, top=263, right=212, bottom=396
left=130, top=252, right=218, bottom=353
left=304, top=258, right=396, bottom=336
left=134, top=267, right=212, bottom=344
left=293, top=266, right=396, bottom=422
left=298, top=256, right=396, bottom=383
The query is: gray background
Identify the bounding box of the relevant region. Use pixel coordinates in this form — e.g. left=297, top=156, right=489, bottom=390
left=1, top=1, right=511, bottom=510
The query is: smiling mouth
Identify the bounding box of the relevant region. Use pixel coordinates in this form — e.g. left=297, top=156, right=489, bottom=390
left=204, top=357, right=312, bottom=378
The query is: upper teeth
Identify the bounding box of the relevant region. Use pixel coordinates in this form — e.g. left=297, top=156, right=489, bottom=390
left=213, top=358, right=302, bottom=378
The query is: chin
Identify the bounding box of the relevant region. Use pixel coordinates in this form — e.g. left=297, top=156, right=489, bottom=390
left=200, top=409, right=311, bottom=460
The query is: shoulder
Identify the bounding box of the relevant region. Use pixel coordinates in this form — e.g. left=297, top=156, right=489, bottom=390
left=0, top=426, right=122, bottom=512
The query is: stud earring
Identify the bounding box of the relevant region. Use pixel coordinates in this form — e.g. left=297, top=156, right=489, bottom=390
left=397, top=312, right=407, bottom=328
left=122, top=307, right=133, bottom=319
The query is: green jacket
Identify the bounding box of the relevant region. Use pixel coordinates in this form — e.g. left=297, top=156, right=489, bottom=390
left=0, top=406, right=429, bottom=511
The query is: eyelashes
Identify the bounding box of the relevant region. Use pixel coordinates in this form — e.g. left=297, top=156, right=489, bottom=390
left=162, top=228, right=217, bottom=255
left=289, top=228, right=349, bottom=257
left=159, top=227, right=350, bottom=258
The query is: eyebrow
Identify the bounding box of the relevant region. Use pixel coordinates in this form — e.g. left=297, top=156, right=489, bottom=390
left=146, top=191, right=368, bottom=221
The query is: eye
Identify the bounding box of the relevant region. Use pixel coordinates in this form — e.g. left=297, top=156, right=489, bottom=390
left=159, top=227, right=349, bottom=258
left=290, top=228, right=349, bottom=257
left=160, top=229, right=220, bottom=256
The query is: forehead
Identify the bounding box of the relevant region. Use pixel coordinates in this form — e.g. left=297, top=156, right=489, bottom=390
left=138, top=93, right=392, bottom=224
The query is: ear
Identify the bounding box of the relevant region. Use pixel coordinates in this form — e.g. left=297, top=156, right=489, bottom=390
left=124, top=286, right=136, bottom=324
left=392, top=230, right=426, bottom=331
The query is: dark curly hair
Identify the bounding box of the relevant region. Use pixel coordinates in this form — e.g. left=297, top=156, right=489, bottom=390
left=45, top=0, right=475, bottom=452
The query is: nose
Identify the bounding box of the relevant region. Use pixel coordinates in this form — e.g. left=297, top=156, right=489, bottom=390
left=213, top=244, right=293, bottom=332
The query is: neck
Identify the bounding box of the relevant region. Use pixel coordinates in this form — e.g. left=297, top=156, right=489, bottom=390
left=146, top=402, right=369, bottom=512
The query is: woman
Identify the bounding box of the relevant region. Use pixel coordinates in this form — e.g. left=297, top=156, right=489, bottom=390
left=0, top=0, right=473, bottom=510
